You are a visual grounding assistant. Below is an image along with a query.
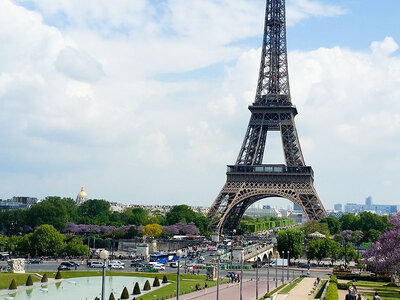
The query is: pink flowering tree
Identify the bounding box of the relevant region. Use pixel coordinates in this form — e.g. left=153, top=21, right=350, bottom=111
left=363, top=213, right=400, bottom=275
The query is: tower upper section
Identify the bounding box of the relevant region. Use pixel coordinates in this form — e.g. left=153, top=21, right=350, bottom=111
left=254, top=0, right=291, bottom=106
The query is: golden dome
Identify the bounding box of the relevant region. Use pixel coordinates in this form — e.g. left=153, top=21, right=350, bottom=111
left=76, top=186, right=88, bottom=205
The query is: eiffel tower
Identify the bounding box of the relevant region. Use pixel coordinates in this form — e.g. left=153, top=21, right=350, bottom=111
left=207, top=0, right=327, bottom=238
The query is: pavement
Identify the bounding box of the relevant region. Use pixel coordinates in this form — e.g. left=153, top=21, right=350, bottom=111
left=274, top=278, right=318, bottom=300
left=175, top=279, right=281, bottom=300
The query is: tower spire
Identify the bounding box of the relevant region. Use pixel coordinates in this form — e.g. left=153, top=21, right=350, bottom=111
left=255, top=0, right=291, bottom=105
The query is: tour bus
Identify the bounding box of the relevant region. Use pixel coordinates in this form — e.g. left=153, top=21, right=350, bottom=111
left=149, top=253, right=178, bottom=264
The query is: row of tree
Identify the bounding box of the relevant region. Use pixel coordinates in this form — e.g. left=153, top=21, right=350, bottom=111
left=0, top=198, right=211, bottom=236
left=0, top=224, right=88, bottom=256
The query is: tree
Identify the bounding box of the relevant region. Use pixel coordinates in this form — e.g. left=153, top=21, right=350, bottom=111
left=341, top=243, right=357, bottom=265
left=121, top=207, right=149, bottom=226
left=321, top=217, right=341, bottom=235
left=328, top=240, right=342, bottom=264
left=358, top=212, right=388, bottom=235
left=133, top=282, right=141, bottom=295
left=143, top=280, right=151, bottom=291
left=363, top=213, right=400, bottom=275
left=162, top=275, right=168, bottom=283
left=120, top=287, right=130, bottom=299
left=301, top=220, right=329, bottom=236
left=55, top=271, right=62, bottom=279
left=153, top=276, right=160, bottom=287
left=9, top=279, right=17, bottom=290
left=41, top=274, right=48, bottom=283
left=366, top=229, right=381, bottom=243
left=27, top=197, right=77, bottom=231
left=26, top=275, right=33, bottom=286
left=142, top=224, right=162, bottom=238
left=65, top=237, right=89, bottom=256
left=0, top=235, right=9, bottom=251
left=307, top=238, right=331, bottom=264
left=109, top=293, right=116, bottom=300
left=77, top=199, right=111, bottom=224
left=31, top=225, right=66, bottom=256
left=277, top=230, right=304, bottom=264
left=339, top=214, right=359, bottom=231
left=165, top=205, right=210, bottom=235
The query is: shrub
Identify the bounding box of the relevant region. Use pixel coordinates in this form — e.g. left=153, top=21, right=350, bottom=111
left=144, top=280, right=151, bottom=291
left=26, top=275, right=33, bottom=286
left=337, top=282, right=351, bottom=290
left=55, top=271, right=62, bottom=279
left=162, top=275, right=168, bottom=283
left=325, top=281, right=338, bottom=300
left=133, top=282, right=141, bottom=295
left=109, top=292, right=116, bottom=300
left=263, top=283, right=287, bottom=298
left=153, top=276, right=160, bottom=287
left=120, top=287, right=130, bottom=299
left=9, top=279, right=17, bottom=290
left=330, top=275, right=337, bottom=284
left=41, top=274, right=48, bottom=283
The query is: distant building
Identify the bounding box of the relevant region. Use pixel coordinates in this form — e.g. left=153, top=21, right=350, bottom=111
left=334, top=204, right=342, bottom=211
left=263, top=205, right=271, bottom=210
left=0, top=196, right=38, bottom=210
left=344, top=196, right=397, bottom=215
left=76, top=186, right=88, bottom=205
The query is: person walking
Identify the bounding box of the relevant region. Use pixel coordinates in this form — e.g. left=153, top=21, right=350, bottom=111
left=345, top=289, right=356, bottom=300
left=373, top=291, right=381, bottom=300
left=356, top=294, right=362, bottom=300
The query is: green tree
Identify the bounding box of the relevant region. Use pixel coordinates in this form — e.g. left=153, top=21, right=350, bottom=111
left=0, top=235, right=9, bottom=251
left=31, top=225, right=66, bottom=256
left=277, top=230, right=304, bottom=264
left=41, top=274, right=48, bottom=283
left=121, top=207, right=149, bottom=226
left=133, top=282, right=141, bottom=295
left=339, top=214, right=359, bottom=231
left=165, top=205, right=210, bottom=235
left=307, top=238, right=331, bottom=264
left=27, top=197, right=77, bottom=231
left=65, top=237, right=89, bottom=256
left=358, top=212, right=388, bottom=235
left=143, top=280, right=151, bottom=291
left=109, top=293, right=116, bottom=300
left=77, top=199, right=111, bottom=224
left=162, top=275, right=168, bottom=283
left=301, top=220, right=330, bottom=236
left=153, top=276, right=160, bottom=287
left=120, top=287, right=130, bottom=299
left=9, top=279, right=17, bottom=290
left=366, top=229, right=381, bottom=242
left=26, top=275, right=33, bottom=286
left=328, top=240, right=342, bottom=264
left=321, top=216, right=341, bottom=235
left=341, top=243, right=358, bottom=264
left=142, top=224, right=162, bottom=238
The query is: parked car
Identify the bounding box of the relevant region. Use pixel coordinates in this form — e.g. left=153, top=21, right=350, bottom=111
left=153, top=265, right=165, bottom=271
left=297, top=263, right=310, bottom=269
left=110, top=260, right=125, bottom=266
left=58, top=265, right=71, bottom=271
left=169, top=262, right=183, bottom=268
left=109, top=262, right=124, bottom=269
left=130, top=262, right=144, bottom=268
left=29, top=259, right=42, bottom=264
left=90, top=262, right=104, bottom=268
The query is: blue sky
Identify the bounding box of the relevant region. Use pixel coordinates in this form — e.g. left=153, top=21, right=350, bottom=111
left=1, top=0, right=400, bottom=210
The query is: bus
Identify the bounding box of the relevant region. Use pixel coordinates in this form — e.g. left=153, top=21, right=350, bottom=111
left=149, top=253, right=177, bottom=264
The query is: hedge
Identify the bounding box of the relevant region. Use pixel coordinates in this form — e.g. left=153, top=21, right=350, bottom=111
left=120, top=287, right=130, bottom=299
left=325, top=281, right=338, bottom=300
left=55, top=271, right=62, bottom=280
left=337, top=275, right=391, bottom=282
left=9, top=279, right=17, bottom=290
left=144, top=280, right=151, bottom=291
left=263, top=283, right=287, bottom=298
left=41, top=274, right=48, bottom=283
left=26, top=275, right=33, bottom=286
left=133, top=282, right=141, bottom=295
left=337, top=282, right=352, bottom=290
left=153, top=276, right=160, bottom=287
left=162, top=275, right=168, bottom=283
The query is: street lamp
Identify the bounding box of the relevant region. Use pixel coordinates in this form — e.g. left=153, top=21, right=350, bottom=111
left=231, top=229, right=236, bottom=268
left=176, top=249, right=183, bottom=300
left=99, top=250, right=109, bottom=300
left=287, top=251, right=290, bottom=281
left=216, top=250, right=222, bottom=300
left=240, top=252, right=243, bottom=300
left=281, top=251, right=285, bottom=284
left=267, top=255, right=270, bottom=294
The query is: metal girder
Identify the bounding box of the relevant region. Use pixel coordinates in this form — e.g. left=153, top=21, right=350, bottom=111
left=207, top=0, right=327, bottom=234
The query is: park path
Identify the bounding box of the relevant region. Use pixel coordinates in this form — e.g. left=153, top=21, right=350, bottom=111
left=176, top=279, right=280, bottom=300
left=274, top=278, right=318, bottom=300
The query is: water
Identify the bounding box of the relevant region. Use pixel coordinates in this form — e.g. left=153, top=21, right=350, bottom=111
left=1, top=276, right=157, bottom=300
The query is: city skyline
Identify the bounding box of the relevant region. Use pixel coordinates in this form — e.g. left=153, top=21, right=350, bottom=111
left=1, top=0, right=399, bottom=210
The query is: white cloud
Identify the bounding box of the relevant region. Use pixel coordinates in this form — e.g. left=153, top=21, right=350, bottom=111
left=370, top=36, right=399, bottom=56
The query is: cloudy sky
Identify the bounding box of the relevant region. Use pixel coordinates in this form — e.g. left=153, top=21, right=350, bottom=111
left=1, top=0, right=399, bottom=210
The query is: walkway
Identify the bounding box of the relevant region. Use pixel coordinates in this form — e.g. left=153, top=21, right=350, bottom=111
left=274, top=278, right=319, bottom=300
left=176, top=280, right=281, bottom=300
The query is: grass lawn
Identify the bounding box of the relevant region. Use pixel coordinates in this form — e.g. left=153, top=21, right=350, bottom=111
left=355, top=281, right=400, bottom=300
left=0, top=273, right=41, bottom=290
left=278, top=277, right=303, bottom=294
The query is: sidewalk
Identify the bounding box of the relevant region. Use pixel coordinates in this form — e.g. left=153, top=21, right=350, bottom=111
left=176, top=280, right=281, bottom=300
left=274, top=278, right=318, bottom=300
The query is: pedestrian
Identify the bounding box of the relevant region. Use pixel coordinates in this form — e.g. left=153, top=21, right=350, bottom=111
left=345, top=289, right=355, bottom=300
left=373, top=291, right=381, bottom=300
left=197, top=269, right=200, bottom=275
left=356, top=294, right=362, bottom=300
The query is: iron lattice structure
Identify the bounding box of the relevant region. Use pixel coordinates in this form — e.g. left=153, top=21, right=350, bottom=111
left=208, top=0, right=327, bottom=235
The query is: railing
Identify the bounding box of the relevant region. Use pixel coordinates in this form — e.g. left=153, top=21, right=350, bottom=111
left=227, top=164, right=313, bottom=176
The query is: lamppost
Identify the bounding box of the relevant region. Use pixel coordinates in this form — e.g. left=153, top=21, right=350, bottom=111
left=99, top=250, right=109, bottom=300
left=287, top=251, right=290, bottom=281
left=216, top=250, right=222, bottom=300
left=255, top=259, right=259, bottom=300
left=176, top=249, right=183, bottom=300
left=275, top=255, right=278, bottom=288
left=231, top=229, right=236, bottom=269
left=282, top=251, right=285, bottom=284
left=267, top=255, right=270, bottom=294
left=240, top=252, right=243, bottom=300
